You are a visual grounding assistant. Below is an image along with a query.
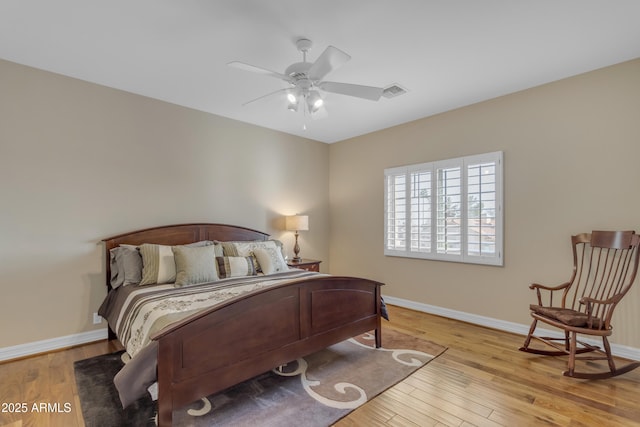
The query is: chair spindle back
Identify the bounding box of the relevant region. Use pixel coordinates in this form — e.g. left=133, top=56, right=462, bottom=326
left=564, top=231, right=640, bottom=329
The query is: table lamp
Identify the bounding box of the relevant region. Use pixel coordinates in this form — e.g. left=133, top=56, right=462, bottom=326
left=285, top=215, right=309, bottom=262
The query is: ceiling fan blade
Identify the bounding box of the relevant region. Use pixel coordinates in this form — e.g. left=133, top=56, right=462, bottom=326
left=308, top=46, right=351, bottom=81
left=319, top=81, right=384, bottom=101
left=242, top=88, right=289, bottom=106
left=228, top=61, right=292, bottom=82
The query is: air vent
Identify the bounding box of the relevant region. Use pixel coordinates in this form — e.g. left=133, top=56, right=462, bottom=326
left=382, top=84, right=407, bottom=99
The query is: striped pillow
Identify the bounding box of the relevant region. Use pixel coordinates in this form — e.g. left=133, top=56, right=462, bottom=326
left=139, top=244, right=176, bottom=285
left=220, top=240, right=282, bottom=272
left=216, top=256, right=257, bottom=278
left=138, top=241, right=215, bottom=285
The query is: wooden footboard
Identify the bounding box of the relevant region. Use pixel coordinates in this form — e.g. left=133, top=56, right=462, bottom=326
left=152, top=276, right=382, bottom=427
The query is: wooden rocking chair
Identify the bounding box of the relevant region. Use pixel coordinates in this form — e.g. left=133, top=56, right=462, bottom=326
left=520, top=230, right=640, bottom=379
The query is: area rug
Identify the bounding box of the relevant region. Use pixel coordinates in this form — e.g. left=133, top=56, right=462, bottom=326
left=74, top=329, right=446, bottom=427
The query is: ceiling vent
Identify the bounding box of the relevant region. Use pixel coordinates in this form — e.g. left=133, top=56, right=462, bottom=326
left=382, top=84, right=407, bottom=99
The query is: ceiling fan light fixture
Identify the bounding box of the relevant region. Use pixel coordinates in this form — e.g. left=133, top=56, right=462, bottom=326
left=229, top=38, right=385, bottom=122
left=306, top=90, right=324, bottom=113
left=286, top=90, right=299, bottom=111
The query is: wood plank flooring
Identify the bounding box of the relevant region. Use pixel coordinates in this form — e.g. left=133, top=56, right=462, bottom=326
left=1, top=304, right=639, bottom=427
left=337, top=305, right=640, bottom=427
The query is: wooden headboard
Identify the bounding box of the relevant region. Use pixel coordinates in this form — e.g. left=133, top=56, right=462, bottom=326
left=102, top=223, right=270, bottom=291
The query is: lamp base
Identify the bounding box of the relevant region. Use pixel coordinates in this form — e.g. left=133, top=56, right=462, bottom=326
left=293, top=231, right=301, bottom=262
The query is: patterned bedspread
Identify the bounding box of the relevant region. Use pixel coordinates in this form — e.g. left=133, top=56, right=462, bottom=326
left=98, top=269, right=324, bottom=358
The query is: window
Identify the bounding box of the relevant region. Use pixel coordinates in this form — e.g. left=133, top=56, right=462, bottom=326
left=384, top=151, right=503, bottom=266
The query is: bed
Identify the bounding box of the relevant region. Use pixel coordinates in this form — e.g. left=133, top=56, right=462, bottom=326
left=99, top=223, right=383, bottom=426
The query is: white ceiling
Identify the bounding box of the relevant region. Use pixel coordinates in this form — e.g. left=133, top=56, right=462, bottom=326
left=1, top=1, right=639, bottom=143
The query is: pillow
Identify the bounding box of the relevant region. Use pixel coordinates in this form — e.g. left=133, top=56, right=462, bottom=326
left=139, top=244, right=176, bottom=285
left=253, top=247, right=289, bottom=275
left=271, top=239, right=284, bottom=259
left=172, top=245, right=219, bottom=287
left=138, top=240, right=214, bottom=286
left=212, top=241, right=224, bottom=257
left=216, top=256, right=257, bottom=278
left=109, top=245, right=143, bottom=288
left=221, top=240, right=280, bottom=272
left=109, top=249, right=124, bottom=288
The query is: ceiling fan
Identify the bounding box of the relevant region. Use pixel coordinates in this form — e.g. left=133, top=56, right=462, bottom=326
left=228, top=38, right=384, bottom=120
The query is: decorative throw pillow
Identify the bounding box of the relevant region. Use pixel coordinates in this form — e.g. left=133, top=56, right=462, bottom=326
left=139, top=244, right=177, bottom=285
left=109, top=245, right=143, bottom=288
left=212, top=241, right=224, bottom=257
left=138, top=241, right=214, bottom=286
left=172, top=245, right=219, bottom=287
left=221, top=240, right=279, bottom=272
left=252, top=247, right=289, bottom=275
left=216, top=256, right=257, bottom=278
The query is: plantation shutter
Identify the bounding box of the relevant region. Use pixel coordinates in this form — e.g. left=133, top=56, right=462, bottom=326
left=384, top=151, right=502, bottom=266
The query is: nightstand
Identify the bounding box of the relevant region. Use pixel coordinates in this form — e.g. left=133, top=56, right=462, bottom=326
left=287, top=258, right=322, bottom=272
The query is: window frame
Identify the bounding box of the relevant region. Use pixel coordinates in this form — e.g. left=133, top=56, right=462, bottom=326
left=384, top=151, right=503, bottom=266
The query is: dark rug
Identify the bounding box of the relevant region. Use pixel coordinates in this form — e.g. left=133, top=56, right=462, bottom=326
left=74, top=329, right=446, bottom=426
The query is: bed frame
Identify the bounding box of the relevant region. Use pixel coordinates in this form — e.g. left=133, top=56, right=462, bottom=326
left=102, top=223, right=383, bottom=426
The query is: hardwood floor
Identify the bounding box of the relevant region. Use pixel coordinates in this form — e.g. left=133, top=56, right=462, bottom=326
left=1, top=305, right=639, bottom=427
left=0, top=339, right=123, bottom=427
left=337, top=305, right=640, bottom=427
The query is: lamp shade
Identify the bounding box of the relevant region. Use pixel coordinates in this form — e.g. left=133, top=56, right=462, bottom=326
left=285, top=215, right=309, bottom=231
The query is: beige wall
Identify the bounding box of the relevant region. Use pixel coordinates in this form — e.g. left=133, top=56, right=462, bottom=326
left=0, top=59, right=330, bottom=349
left=2, top=56, right=639, bottom=351
left=329, top=58, right=640, bottom=347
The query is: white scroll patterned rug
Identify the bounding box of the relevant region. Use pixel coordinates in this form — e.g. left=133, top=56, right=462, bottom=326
left=74, top=329, right=446, bottom=427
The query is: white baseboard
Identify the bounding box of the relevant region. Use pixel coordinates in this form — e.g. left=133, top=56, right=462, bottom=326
left=3, top=299, right=639, bottom=364
left=0, top=329, right=108, bottom=362
left=383, top=295, right=640, bottom=361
